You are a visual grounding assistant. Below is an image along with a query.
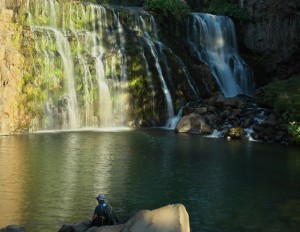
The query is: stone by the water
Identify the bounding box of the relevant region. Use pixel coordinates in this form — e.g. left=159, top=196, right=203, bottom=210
left=0, top=225, right=28, bottom=232
left=58, top=204, right=190, bottom=232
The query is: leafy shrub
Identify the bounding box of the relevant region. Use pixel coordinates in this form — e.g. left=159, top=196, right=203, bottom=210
left=80, top=0, right=107, bottom=4
left=144, top=0, right=191, bottom=20
left=288, top=122, right=300, bottom=143
left=258, top=75, right=300, bottom=143
left=203, top=0, right=247, bottom=20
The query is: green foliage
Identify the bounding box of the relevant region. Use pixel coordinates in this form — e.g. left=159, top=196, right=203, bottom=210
left=80, top=0, right=109, bottom=4
left=144, top=0, right=191, bottom=20
left=87, top=0, right=97, bottom=3
left=258, top=74, right=300, bottom=143
left=20, top=72, right=47, bottom=116
left=288, top=122, right=300, bottom=143
left=258, top=75, right=300, bottom=121
left=129, top=75, right=151, bottom=121
left=11, top=24, right=23, bottom=50
left=203, top=0, right=247, bottom=20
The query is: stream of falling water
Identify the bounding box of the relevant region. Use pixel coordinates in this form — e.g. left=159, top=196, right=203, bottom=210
left=24, top=1, right=255, bottom=131
left=24, top=0, right=198, bottom=130
left=186, top=13, right=254, bottom=97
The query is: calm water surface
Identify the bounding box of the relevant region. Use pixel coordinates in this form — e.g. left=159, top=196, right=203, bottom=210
left=0, top=129, right=300, bottom=232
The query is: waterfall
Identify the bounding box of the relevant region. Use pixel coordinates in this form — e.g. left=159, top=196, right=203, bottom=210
left=53, top=29, right=80, bottom=129
left=138, top=16, right=174, bottom=120
left=165, top=107, right=183, bottom=130
left=23, top=0, right=199, bottom=130
left=25, top=1, right=131, bottom=129
left=186, top=13, right=254, bottom=97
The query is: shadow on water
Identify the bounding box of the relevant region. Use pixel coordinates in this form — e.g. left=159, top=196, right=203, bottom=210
left=0, top=129, right=300, bottom=232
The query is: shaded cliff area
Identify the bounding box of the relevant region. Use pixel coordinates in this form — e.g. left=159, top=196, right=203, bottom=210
left=238, top=0, right=300, bottom=86
left=150, top=0, right=300, bottom=87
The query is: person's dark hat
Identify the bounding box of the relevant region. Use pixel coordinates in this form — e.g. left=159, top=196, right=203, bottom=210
left=96, top=194, right=105, bottom=201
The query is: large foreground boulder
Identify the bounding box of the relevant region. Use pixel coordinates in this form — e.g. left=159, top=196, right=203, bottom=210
left=59, top=204, right=190, bottom=232
left=119, top=204, right=190, bottom=232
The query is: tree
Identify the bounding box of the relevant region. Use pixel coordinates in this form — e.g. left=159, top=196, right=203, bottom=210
left=144, top=0, right=191, bottom=20
left=203, top=0, right=246, bottom=20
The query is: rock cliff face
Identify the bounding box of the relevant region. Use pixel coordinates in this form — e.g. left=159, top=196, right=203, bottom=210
left=239, top=0, right=300, bottom=85
left=0, top=0, right=298, bottom=134
left=0, top=0, right=25, bottom=134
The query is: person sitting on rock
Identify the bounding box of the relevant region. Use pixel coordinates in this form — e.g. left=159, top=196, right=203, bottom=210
left=92, top=194, right=119, bottom=227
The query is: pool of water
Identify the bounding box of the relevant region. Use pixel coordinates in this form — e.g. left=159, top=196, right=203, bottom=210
left=0, top=129, right=300, bottom=231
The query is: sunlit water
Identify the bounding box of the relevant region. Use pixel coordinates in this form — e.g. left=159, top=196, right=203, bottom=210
left=0, top=130, right=300, bottom=232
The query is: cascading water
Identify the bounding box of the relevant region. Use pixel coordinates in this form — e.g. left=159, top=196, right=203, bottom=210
left=137, top=16, right=174, bottom=120
left=186, top=13, right=254, bottom=97
left=53, top=29, right=80, bottom=129
left=23, top=0, right=199, bottom=130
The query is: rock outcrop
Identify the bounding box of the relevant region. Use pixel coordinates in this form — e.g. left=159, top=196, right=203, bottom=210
left=224, top=127, right=246, bottom=140
left=59, top=204, right=190, bottom=232
left=176, top=93, right=290, bottom=143
left=0, top=0, right=25, bottom=135
left=239, top=0, right=300, bottom=85
left=175, top=113, right=213, bottom=135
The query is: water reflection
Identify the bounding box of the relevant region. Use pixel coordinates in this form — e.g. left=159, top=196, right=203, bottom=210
left=0, top=131, right=299, bottom=232
left=0, top=136, right=28, bottom=225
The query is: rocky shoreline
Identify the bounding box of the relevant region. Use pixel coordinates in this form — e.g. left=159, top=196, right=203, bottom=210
left=0, top=92, right=292, bottom=145
left=175, top=93, right=291, bottom=144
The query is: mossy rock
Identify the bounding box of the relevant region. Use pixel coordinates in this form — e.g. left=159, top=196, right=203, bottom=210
left=225, top=127, right=246, bottom=140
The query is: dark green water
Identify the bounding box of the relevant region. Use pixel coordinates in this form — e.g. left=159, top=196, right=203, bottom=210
left=0, top=129, right=300, bottom=232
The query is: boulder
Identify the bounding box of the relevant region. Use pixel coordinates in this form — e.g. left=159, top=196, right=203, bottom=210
left=88, top=225, right=124, bottom=232
left=225, top=127, right=246, bottom=140
left=194, top=107, right=207, bottom=115
left=59, top=204, right=190, bottom=232
left=0, top=225, right=28, bottom=232
left=215, top=95, right=246, bottom=109
left=204, top=114, right=217, bottom=127
left=252, top=123, right=264, bottom=133
left=175, top=113, right=212, bottom=135
left=262, top=114, right=279, bottom=127
left=58, top=220, right=92, bottom=232
left=117, top=204, right=190, bottom=232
